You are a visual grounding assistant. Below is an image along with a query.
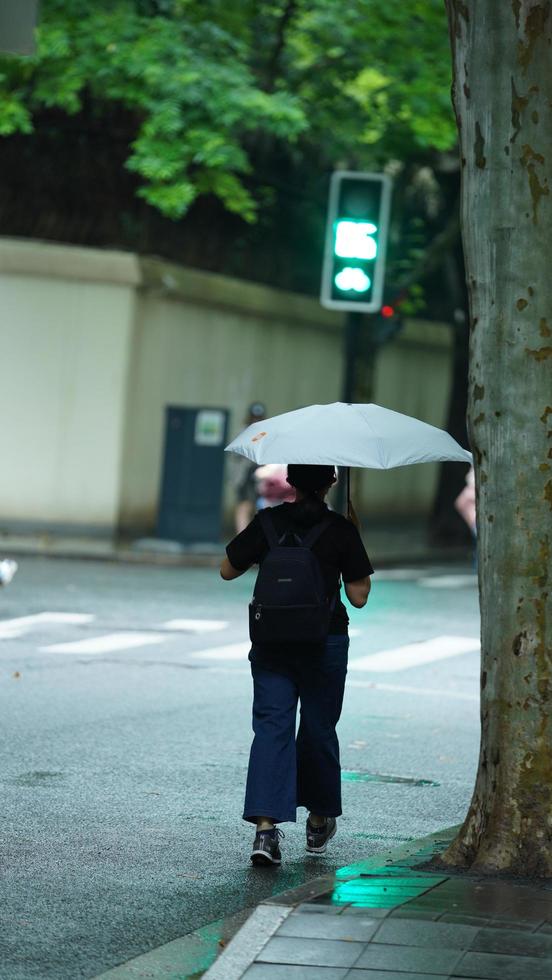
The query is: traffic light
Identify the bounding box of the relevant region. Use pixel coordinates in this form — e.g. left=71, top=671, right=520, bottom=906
left=320, top=171, right=392, bottom=313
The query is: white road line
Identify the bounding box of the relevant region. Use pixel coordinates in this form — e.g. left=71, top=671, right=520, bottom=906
left=40, top=632, right=166, bottom=655
left=161, top=619, right=229, bottom=633
left=0, top=612, right=94, bottom=639
left=418, top=575, right=477, bottom=589
left=372, top=569, right=424, bottom=581
left=347, top=680, right=478, bottom=701
left=191, top=642, right=250, bottom=661
left=349, top=635, right=480, bottom=673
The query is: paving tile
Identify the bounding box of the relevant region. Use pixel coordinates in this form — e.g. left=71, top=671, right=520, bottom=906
left=346, top=972, right=450, bottom=980
left=491, top=909, right=548, bottom=927
left=336, top=882, right=439, bottom=895
left=243, top=964, right=349, bottom=979
left=429, top=882, right=512, bottom=916
left=485, top=918, right=538, bottom=932
left=350, top=864, right=446, bottom=881
left=343, top=908, right=391, bottom=918
left=471, top=926, right=552, bottom=958
left=440, top=914, right=492, bottom=927
left=357, top=876, right=445, bottom=889
left=389, top=909, right=444, bottom=921
left=296, top=904, right=346, bottom=915
left=500, top=902, right=552, bottom=923
left=354, top=943, right=463, bottom=974
left=395, top=902, right=449, bottom=915
left=330, top=881, right=413, bottom=909
left=256, top=935, right=366, bottom=968
left=278, top=912, right=380, bottom=942
left=453, top=950, right=552, bottom=979
left=373, top=918, right=478, bottom=949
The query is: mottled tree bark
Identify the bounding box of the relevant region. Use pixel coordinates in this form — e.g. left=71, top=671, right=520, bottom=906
left=441, top=0, right=552, bottom=875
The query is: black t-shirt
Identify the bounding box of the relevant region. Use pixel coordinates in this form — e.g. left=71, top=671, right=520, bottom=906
left=226, top=502, right=374, bottom=636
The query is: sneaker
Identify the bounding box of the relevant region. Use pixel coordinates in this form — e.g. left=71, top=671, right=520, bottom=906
left=251, top=828, right=284, bottom=866
left=306, top=816, right=336, bottom=854
left=0, top=560, right=17, bottom=587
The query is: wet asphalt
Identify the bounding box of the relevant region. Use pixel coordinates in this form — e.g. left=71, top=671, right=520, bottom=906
left=0, top=556, right=480, bottom=979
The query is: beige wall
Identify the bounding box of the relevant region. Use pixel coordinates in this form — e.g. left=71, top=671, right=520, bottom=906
left=0, top=237, right=454, bottom=536
left=0, top=240, right=137, bottom=530
left=119, top=268, right=344, bottom=531
left=358, top=321, right=453, bottom=515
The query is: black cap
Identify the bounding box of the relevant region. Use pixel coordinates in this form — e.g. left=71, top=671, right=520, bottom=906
left=287, top=464, right=336, bottom=491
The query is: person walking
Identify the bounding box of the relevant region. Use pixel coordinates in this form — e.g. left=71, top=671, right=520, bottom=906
left=220, top=464, right=373, bottom=866
left=229, top=402, right=267, bottom=533
left=0, top=559, right=17, bottom=587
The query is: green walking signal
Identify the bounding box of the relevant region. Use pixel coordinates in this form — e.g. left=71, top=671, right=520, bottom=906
left=320, top=171, right=392, bottom=312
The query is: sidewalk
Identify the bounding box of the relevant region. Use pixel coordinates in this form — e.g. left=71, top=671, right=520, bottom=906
left=0, top=521, right=472, bottom=568
left=204, top=828, right=552, bottom=980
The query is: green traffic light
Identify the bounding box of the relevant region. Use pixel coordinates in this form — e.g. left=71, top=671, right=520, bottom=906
left=334, top=267, right=371, bottom=293
left=334, top=220, right=378, bottom=260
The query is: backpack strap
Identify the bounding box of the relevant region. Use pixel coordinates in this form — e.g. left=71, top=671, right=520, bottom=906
left=304, top=517, right=338, bottom=610
left=257, top=508, right=279, bottom=548
left=301, top=517, right=333, bottom=550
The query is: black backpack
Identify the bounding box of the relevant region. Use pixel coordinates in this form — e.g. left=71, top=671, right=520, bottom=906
left=249, top=509, right=336, bottom=645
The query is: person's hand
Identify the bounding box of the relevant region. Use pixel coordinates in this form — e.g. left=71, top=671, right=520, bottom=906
left=347, top=500, right=361, bottom=530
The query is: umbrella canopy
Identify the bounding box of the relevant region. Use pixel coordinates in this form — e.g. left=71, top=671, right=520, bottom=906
left=225, top=402, right=472, bottom=469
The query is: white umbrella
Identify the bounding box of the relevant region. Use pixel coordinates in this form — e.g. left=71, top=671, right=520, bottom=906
left=225, top=402, right=472, bottom=469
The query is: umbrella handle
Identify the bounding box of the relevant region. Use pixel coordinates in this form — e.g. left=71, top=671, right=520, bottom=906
left=346, top=467, right=351, bottom=518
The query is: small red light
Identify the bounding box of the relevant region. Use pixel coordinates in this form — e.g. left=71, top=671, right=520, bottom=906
left=381, top=305, right=394, bottom=318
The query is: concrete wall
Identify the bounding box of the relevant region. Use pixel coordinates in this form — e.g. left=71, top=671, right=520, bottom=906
left=0, top=237, right=454, bottom=537
left=0, top=239, right=137, bottom=532
left=359, top=321, right=453, bottom=516
left=119, top=260, right=345, bottom=532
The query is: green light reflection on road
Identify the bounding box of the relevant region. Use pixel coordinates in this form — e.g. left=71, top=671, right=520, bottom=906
left=341, top=771, right=439, bottom=787
left=329, top=875, right=440, bottom=908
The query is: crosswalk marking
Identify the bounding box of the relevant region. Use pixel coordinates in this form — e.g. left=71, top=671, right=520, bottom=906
left=373, top=569, right=422, bottom=581
left=41, top=632, right=166, bottom=655
left=0, top=609, right=479, bottom=676
left=0, top=612, right=94, bottom=639
left=347, top=680, right=478, bottom=701
left=191, top=642, right=250, bottom=661
left=418, top=574, right=477, bottom=589
left=349, top=635, right=480, bottom=673
left=161, top=619, right=228, bottom=633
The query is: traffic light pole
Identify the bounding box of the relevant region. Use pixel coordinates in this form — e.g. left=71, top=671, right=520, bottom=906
left=337, top=310, right=363, bottom=514
left=342, top=310, right=362, bottom=403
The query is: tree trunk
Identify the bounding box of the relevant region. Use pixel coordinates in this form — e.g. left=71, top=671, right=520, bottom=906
left=441, top=0, right=552, bottom=875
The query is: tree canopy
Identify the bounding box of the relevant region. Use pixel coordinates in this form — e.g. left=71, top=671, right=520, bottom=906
left=0, top=0, right=455, bottom=224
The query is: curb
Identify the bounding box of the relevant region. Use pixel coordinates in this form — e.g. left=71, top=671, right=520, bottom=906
left=89, top=827, right=457, bottom=980
left=202, top=825, right=458, bottom=980
left=0, top=540, right=471, bottom=570
left=0, top=542, right=224, bottom=568
left=201, top=905, right=292, bottom=980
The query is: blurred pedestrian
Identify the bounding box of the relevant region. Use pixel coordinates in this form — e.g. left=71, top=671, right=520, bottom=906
left=455, top=466, right=476, bottom=535
left=220, top=464, right=373, bottom=867
left=0, top=559, right=18, bottom=587
left=255, top=464, right=296, bottom=508
left=229, top=402, right=266, bottom=533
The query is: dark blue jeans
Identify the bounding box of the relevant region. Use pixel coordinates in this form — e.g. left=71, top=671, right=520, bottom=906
left=243, top=635, right=349, bottom=825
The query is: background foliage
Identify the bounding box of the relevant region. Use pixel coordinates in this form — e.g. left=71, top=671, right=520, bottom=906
left=0, top=0, right=457, bottom=297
